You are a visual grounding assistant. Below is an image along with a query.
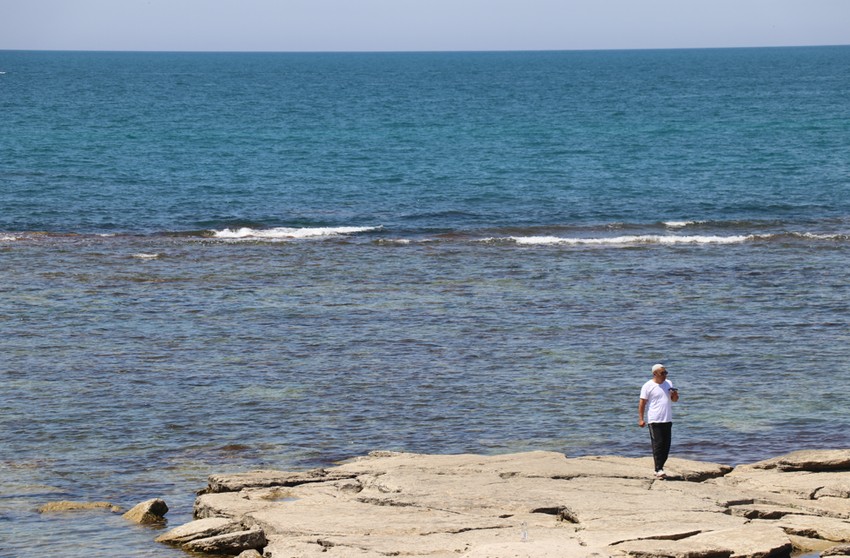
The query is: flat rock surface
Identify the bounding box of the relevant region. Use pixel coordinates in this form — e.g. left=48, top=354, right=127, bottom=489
left=172, top=449, right=850, bottom=558
left=740, top=450, right=850, bottom=472
left=37, top=500, right=122, bottom=513
left=155, top=517, right=241, bottom=544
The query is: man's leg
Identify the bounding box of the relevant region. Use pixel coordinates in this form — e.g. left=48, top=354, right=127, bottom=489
left=649, top=422, right=672, bottom=472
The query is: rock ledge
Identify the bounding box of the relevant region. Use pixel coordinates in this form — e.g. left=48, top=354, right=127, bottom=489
left=161, top=449, right=850, bottom=558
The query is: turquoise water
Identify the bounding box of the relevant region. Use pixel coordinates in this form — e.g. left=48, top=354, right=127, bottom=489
left=1, top=47, right=849, bottom=556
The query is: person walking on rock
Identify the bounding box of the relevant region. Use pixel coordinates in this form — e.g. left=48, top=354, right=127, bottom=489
left=638, top=363, right=679, bottom=479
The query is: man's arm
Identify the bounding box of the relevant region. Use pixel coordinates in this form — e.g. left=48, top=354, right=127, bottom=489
left=670, top=387, right=679, bottom=402
left=638, top=398, right=647, bottom=427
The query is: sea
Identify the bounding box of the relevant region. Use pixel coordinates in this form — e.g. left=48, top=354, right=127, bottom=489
left=1, top=46, right=849, bottom=557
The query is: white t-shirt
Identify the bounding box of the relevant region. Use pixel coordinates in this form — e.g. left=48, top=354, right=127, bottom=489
left=640, top=379, right=675, bottom=423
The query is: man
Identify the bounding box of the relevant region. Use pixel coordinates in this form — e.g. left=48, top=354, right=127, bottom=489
left=638, top=363, right=679, bottom=479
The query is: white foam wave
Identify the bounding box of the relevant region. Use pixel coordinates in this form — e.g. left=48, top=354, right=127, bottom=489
left=795, top=232, right=848, bottom=241
left=212, top=226, right=380, bottom=240
left=664, top=220, right=705, bottom=228
left=375, top=238, right=412, bottom=245
left=132, top=253, right=161, bottom=259
left=495, top=234, right=754, bottom=246
left=0, top=234, right=18, bottom=242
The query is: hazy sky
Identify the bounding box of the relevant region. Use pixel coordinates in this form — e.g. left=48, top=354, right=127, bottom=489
left=2, top=0, right=849, bottom=52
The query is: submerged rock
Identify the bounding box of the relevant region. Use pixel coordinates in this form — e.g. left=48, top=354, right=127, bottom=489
left=165, top=449, right=850, bottom=558
left=37, top=500, right=122, bottom=513
left=823, top=543, right=850, bottom=556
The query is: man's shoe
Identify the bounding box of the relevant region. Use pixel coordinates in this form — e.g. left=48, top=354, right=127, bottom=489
left=655, top=470, right=667, bottom=479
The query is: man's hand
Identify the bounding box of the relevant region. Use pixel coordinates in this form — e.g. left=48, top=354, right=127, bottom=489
left=638, top=398, right=647, bottom=428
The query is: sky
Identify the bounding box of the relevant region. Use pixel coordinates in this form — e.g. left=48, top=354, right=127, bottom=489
left=1, top=0, right=849, bottom=52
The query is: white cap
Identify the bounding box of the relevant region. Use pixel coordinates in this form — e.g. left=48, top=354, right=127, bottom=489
left=651, top=364, right=666, bottom=373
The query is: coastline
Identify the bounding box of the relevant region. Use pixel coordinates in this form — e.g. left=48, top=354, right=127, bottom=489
left=143, top=449, right=850, bottom=558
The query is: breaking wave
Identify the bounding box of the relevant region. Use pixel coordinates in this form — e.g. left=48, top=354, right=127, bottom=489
left=211, top=226, right=381, bottom=240
left=487, top=234, right=755, bottom=246
left=479, top=231, right=850, bottom=246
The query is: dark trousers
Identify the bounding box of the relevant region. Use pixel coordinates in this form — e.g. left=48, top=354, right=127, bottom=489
left=648, top=422, right=672, bottom=472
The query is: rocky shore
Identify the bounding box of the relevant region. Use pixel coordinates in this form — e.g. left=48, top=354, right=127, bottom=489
left=153, top=449, right=850, bottom=557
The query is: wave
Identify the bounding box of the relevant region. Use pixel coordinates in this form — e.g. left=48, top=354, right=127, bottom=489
left=486, top=234, right=756, bottom=246
left=663, top=220, right=707, bottom=229
left=211, top=226, right=381, bottom=240
left=1, top=226, right=847, bottom=248
left=795, top=232, right=850, bottom=241
left=375, top=238, right=413, bottom=245
left=479, top=231, right=850, bottom=246
left=463, top=217, right=834, bottom=237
